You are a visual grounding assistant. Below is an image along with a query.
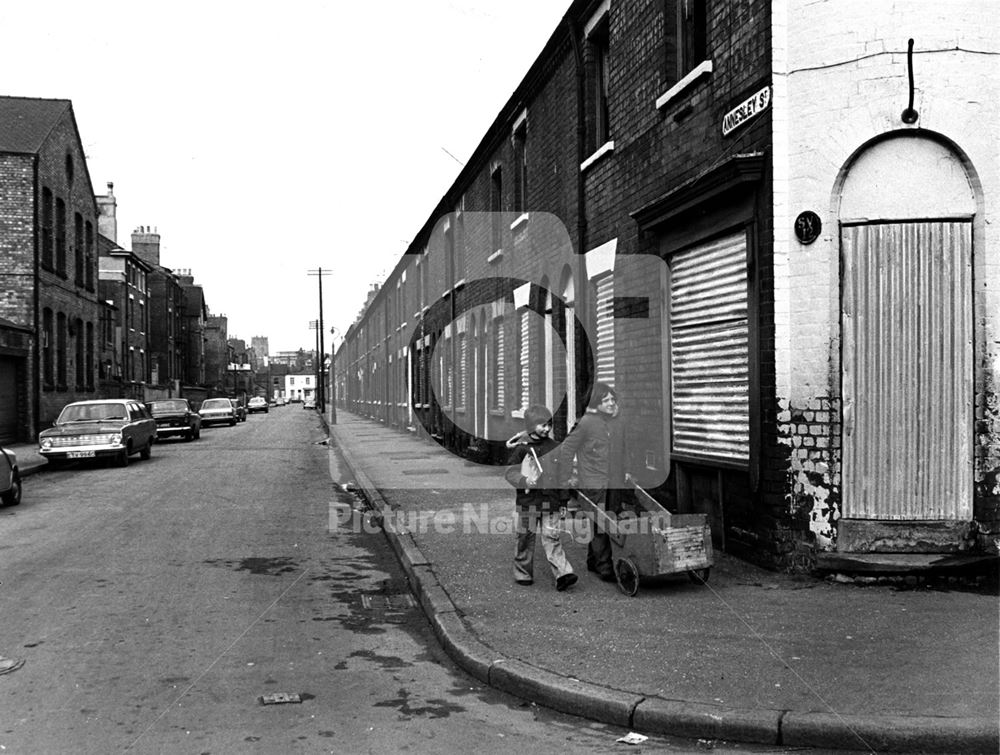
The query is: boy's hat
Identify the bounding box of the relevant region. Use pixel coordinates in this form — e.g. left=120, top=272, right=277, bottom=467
left=523, top=404, right=552, bottom=429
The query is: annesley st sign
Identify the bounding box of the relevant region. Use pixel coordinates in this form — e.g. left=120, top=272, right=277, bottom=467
left=722, top=85, right=771, bottom=137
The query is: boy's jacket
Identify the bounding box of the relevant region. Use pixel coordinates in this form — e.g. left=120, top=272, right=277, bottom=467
left=503, top=431, right=564, bottom=510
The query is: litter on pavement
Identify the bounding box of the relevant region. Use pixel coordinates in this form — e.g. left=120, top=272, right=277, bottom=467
left=616, top=732, right=648, bottom=745
left=0, top=656, right=25, bottom=676
left=259, top=692, right=302, bottom=705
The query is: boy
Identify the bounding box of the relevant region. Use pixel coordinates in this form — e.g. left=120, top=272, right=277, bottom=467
left=504, top=405, right=578, bottom=591
left=558, top=382, right=619, bottom=581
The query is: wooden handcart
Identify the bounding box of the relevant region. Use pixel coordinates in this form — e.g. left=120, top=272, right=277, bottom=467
left=576, top=475, right=713, bottom=596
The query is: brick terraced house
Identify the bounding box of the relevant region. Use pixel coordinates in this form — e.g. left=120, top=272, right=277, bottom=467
left=0, top=96, right=102, bottom=441
left=339, top=0, right=998, bottom=570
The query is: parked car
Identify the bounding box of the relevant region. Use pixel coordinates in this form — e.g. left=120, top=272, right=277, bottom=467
left=38, top=399, right=156, bottom=467
left=231, top=400, right=247, bottom=422
left=198, top=398, right=237, bottom=427
left=146, top=398, right=201, bottom=441
left=303, top=399, right=316, bottom=409
left=247, top=396, right=269, bottom=414
left=0, top=447, right=21, bottom=506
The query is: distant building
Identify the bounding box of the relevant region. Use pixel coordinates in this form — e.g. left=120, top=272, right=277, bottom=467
left=98, top=236, right=151, bottom=393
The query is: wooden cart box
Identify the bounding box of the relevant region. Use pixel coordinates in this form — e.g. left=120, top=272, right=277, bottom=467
left=577, top=477, right=713, bottom=596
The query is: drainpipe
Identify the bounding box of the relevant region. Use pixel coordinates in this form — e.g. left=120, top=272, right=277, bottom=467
left=567, top=15, right=589, bottom=423
left=32, top=157, right=40, bottom=441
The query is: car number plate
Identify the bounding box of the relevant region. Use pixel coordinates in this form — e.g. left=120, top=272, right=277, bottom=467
left=67, top=450, right=95, bottom=459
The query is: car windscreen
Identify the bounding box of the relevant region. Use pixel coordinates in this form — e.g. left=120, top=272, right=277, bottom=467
left=201, top=399, right=230, bottom=409
left=57, top=403, right=128, bottom=423
left=149, top=400, right=188, bottom=416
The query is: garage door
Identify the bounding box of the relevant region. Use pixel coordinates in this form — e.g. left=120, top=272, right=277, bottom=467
left=0, top=358, right=18, bottom=443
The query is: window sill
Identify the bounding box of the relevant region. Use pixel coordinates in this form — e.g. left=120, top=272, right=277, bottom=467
left=655, top=60, right=713, bottom=110
left=509, top=213, right=529, bottom=232
left=511, top=408, right=525, bottom=420
left=489, top=408, right=505, bottom=417
left=487, top=249, right=503, bottom=265
left=580, top=141, right=614, bottom=172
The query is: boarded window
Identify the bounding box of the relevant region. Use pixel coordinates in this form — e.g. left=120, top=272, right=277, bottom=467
left=519, top=310, right=530, bottom=410
left=490, top=317, right=505, bottom=410
left=593, top=273, right=615, bottom=387
left=669, top=231, right=749, bottom=464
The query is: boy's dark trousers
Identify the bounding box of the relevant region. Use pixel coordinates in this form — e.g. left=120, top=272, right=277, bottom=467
left=580, top=487, right=614, bottom=578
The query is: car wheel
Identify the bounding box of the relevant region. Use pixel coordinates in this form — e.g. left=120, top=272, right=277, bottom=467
left=1, top=471, right=21, bottom=506
left=116, top=448, right=129, bottom=467
left=229, top=419, right=236, bottom=426
left=140, top=439, right=153, bottom=461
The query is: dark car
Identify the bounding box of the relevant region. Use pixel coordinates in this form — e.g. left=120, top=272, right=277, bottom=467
left=38, top=399, right=157, bottom=467
left=0, top=447, right=21, bottom=506
left=198, top=398, right=237, bottom=426
left=147, top=399, right=202, bottom=441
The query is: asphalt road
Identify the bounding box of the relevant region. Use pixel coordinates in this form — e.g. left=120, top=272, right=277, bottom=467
left=0, top=406, right=809, bottom=754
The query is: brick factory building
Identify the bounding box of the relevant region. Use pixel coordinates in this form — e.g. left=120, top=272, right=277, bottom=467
left=0, top=96, right=102, bottom=440
left=336, top=0, right=999, bottom=570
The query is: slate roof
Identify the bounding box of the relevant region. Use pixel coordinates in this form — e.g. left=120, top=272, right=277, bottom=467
left=0, top=96, right=72, bottom=154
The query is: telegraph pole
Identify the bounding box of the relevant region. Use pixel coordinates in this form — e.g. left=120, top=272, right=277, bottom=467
left=307, top=268, right=331, bottom=414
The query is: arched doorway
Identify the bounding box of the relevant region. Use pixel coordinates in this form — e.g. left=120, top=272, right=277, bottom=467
left=839, top=133, right=975, bottom=526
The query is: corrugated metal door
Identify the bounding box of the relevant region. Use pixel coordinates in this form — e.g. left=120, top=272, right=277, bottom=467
left=669, top=232, right=749, bottom=464
left=841, top=221, right=973, bottom=520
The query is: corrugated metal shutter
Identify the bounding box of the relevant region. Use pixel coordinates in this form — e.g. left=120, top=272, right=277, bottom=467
left=458, top=333, right=467, bottom=408
left=594, top=273, right=615, bottom=387
left=519, top=311, right=530, bottom=410
left=670, top=232, right=749, bottom=463
left=491, top=319, right=504, bottom=410
left=842, top=221, right=972, bottom=520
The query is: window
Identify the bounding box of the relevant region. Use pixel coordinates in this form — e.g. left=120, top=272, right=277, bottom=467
left=491, top=166, right=503, bottom=252
left=666, top=0, right=708, bottom=84
left=490, top=317, right=505, bottom=411
left=85, top=221, right=95, bottom=290
left=55, top=198, right=67, bottom=277
left=86, top=321, right=94, bottom=391
left=513, top=120, right=528, bottom=213
left=669, top=232, right=749, bottom=464
left=455, top=209, right=466, bottom=282
left=445, top=222, right=455, bottom=287
left=586, top=10, right=611, bottom=153
left=75, top=319, right=85, bottom=389
left=74, top=213, right=84, bottom=286
left=56, top=312, right=67, bottom=389
left=42, top=308, right=54, bottom=387
left=41, top=188, right=53, bottom=269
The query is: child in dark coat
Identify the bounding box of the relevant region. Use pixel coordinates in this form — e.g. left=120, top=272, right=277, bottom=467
left=504, top=405, right=577, bottom=591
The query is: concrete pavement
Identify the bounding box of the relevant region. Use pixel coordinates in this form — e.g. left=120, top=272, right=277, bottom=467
left=324, top=409, right=999, bottom=753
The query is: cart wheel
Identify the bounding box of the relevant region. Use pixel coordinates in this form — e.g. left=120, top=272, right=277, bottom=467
left=688, top=567, right=711, bottom=584
left=615, top=559, right=640, bottom=597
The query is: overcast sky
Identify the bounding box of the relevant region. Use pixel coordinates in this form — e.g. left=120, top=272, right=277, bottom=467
left=1, top=0, right=570, bottom=354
